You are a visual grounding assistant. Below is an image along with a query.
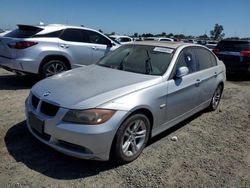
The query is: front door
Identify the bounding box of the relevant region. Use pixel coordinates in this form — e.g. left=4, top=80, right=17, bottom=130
left=166, top=47, right=201, bottom=123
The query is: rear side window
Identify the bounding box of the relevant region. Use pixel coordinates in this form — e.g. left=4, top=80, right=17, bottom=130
left=60, top=29, right=88, bottom=43
left=217, top=41, right=250, bottom=51
left=195, top=47, right=216, bottom=70
left=33, top=30, right=63, bottom=38
left=5, top=25, right=42, bottom=38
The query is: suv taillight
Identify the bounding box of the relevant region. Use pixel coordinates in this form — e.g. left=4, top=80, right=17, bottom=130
left=212, top=48, right=219, bottom=54
left=240, top=50, right=250, bottom=57
left=8, top=41, right=38, bottom=49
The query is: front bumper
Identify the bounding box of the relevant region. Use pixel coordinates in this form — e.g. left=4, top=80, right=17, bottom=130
left=25, top=94, right=128, bottom=161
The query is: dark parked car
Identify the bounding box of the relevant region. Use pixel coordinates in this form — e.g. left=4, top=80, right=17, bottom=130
left=213, top=40, right=250, bottom=75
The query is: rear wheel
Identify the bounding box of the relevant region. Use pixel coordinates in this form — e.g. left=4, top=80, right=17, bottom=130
left=41, top=59, right=68, bottom=78
left=111, top=114, right=150, bottom=164
left=208, top=84, right=223, bottom=111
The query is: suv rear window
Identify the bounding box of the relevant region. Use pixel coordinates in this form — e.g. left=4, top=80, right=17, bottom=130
left=5, top=25, right=43, bottom=38
left=217, top=41, right=250, bottom=51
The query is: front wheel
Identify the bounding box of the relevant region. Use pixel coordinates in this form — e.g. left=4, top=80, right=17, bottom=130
left=41, top=60, right=68, bottom=78
left=111, top=114, right=150, bottom=164
left=208, top=84, right=223, bottom=111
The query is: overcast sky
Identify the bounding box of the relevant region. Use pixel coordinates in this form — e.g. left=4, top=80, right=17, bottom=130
left=1, top=0, right=250, bottom=37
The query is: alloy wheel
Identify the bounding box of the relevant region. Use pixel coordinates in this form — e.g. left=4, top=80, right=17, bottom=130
left=44, top=60, right=67, bottom=77
left=121, top=119, right=147, bottom=157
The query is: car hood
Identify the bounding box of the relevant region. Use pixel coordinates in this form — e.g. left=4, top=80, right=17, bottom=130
left=31, top=65, right=162, bottom=109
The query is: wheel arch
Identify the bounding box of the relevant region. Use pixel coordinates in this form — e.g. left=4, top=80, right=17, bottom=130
left=39, top=55, right=71, bottom=75
left=218, top=81, right=224, bottom=90
left=109, top=107, right=154, bottom=160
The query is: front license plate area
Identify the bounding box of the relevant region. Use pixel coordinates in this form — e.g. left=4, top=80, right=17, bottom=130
left=29, top=112, right=44, bottom=134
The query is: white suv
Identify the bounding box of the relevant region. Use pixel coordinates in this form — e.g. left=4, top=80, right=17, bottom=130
left=0, top=24, right=120, bottom=77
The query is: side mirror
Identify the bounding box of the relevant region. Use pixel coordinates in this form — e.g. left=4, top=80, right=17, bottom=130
left=175, top=66, right=189, bottom=78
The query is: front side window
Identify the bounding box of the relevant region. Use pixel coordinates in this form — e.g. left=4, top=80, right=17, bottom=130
left=97, top=45, right=174, bottom=76
left=175, top=47, right=197, bottom=74
left=85, top=30, right=110, bottom=45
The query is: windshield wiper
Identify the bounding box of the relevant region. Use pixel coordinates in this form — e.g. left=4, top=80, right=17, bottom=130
left=145, top=50, right=152, bottom=74
left=98, top=64, right=113, bottom=68
left=119, top=51, right=130, bottom=70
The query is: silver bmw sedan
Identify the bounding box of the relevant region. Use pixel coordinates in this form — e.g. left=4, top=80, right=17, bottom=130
left=25, top=41, right=226, bottom=163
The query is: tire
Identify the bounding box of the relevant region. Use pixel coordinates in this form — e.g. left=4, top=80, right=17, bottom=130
left=41, top=59, right=68, bottom=78
left=208, top=84, right=223, bottom=111
left=111, top=114, right=150, bottom=164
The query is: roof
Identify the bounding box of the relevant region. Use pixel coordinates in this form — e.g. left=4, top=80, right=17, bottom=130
left=16, top=24, right=102, bottom=35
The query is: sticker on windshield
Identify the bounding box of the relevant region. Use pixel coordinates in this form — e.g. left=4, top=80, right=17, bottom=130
left=153, top=47, right=173, bottom=54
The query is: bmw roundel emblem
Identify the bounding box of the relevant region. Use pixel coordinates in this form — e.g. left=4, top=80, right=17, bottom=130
left=43, top=91, right=51, bottom=97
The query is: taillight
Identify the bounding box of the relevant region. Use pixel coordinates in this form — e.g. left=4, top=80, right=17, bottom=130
left=212, top=48, right=219, bottom=54
left=240, top=50, right=250, bottom=57
left=8, top=41, right=38, bottom=49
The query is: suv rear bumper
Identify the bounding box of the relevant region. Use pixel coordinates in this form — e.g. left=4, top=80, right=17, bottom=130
left=224, top=63, right=250, bottom=74
left=0, top=56, right=39, bottom=74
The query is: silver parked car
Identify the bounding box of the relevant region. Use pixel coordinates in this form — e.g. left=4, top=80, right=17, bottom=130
left=25, top=41, right=226, bottom=163
left=0, top=24, right=119, bottom=77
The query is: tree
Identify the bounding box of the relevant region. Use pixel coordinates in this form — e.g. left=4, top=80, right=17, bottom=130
left=210, top=24, right=225, bottom=40
left=168, top=33, right=174, bottom=37
left=133, top=32, right=138, bottom=37
left=98, top=29, right=103, bottom=33
left=110, top=32, right=116, bottom=35
left=161, top=32, right=166, bottom=37
left=198, top=34, right=209, bottom=39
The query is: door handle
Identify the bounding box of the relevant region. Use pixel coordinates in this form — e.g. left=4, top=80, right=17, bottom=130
left=214, top=72, right=218, bottom=78
left=195, top=79, right=201, bottom=87
left=92, top=46, right=98, bottom=50
left=60, top=44, right=69, bottom=48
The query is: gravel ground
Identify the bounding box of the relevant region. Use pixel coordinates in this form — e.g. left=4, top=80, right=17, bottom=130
left=0, top=68, right=249, bottom=188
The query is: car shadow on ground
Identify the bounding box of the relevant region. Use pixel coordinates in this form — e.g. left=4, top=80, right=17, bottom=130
left=5, top=112, right=204, bottom=180
left=4, top=121, right=118, bottom=180
left=148, top=111, right=203, bottom=146
left=0, top=74, right=39, bottom=90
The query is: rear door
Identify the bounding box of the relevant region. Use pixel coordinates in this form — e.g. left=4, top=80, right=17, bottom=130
left=194, top=47, right=218, bottom=103
left=59, top=28, right=93, bottom=67
left=166, top=47, right=201, bottom=122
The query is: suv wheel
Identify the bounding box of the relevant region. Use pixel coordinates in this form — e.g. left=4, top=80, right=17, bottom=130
left=41, top=60, right=68, bottom=78
left=112, top=114, right=150, bottom=164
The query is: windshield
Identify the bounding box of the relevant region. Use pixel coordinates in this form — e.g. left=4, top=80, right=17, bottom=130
left=97, top=44, right=174, bottom=76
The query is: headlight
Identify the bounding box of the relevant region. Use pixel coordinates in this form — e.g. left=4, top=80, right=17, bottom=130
left=62, top=109, right=116, bottom=125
